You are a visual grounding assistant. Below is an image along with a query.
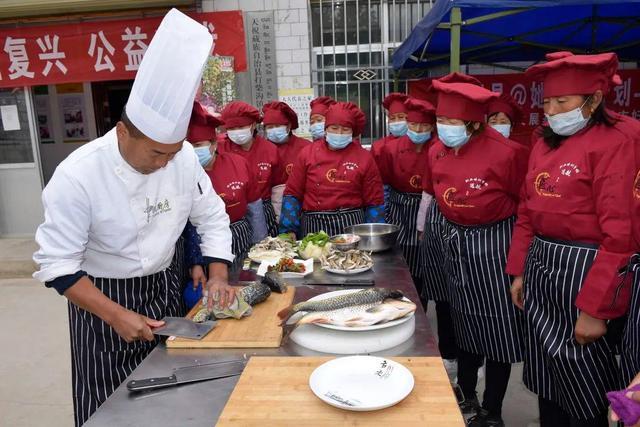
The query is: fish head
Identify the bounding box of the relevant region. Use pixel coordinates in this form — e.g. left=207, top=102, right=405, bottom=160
left=382, top=289, right=404, bottom=300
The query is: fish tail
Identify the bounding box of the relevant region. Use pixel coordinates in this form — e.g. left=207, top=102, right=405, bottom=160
left=277, top=303, right=300, bottom=325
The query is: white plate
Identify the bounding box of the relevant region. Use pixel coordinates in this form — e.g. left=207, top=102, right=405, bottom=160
left=323, top=265, right=372, bottom=275
left=309, top=356, right=414, bottom=411
left=296, top=289, right=415, bottom=331
left=256, top=258, right=314, bottom=278
left=248, top=250, right=296, bottom=264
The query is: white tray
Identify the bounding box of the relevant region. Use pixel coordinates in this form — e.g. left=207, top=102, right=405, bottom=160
left=256, top=258, right=314, bottom=278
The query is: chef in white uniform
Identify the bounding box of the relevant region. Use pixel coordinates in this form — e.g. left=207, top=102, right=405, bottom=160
left=32, top=9, right=234, bottom=426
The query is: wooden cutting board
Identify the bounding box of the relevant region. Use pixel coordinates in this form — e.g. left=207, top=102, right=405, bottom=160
left=166, top=287, right=295, bottom=348
left=216, top=356, right=464, bottom=426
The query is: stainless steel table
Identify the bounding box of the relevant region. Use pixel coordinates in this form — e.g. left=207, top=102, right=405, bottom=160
left=85, top=249, right=439, bottom=427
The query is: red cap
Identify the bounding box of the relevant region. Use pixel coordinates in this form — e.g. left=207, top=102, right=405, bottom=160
left=435, top=72, right=482, bottom=87
left=262, top=101, right=299, bottom=129
left=310, top=96, right=337, bottom=117
left=526, top=52, right=620, bottom=97
left=325, top=102, right=367, bottom=137
left=432, top=80, right=498, bottom=122
left=487, top=93, right=523, bottom=124
left=404, top=97, right=435, bottom=124
left=382, top=93, right=409, bottom=114
left=220, top=101, right=261, bottom=129
left=187, top=101, right=224, bottom=142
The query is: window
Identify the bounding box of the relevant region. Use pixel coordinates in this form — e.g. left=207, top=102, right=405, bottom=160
left=0, top=87, right=35, bottom=164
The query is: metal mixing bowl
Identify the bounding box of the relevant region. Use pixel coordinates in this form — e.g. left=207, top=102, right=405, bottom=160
left=344, top=223, right=400, bottom=252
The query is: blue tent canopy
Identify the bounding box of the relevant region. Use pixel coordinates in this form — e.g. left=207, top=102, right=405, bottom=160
left=392, top=0, right=640, bottom=71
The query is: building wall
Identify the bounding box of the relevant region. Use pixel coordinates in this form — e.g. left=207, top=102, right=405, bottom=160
left=202, top=0, right=312, bottom=92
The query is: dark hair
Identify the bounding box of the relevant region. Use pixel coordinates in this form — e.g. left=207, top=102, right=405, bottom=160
left=487, top=112, right=512, bottom=126
left=466, top=121, right=484, bottom=136
left=542, top=96, right=615, bottom=149
left=120, top=106, right=145, bottom=139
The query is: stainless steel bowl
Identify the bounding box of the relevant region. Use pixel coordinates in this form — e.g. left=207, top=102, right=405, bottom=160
left=329, top=233, right=360, bottom=251
left=344, top=223, right=400, bottom=252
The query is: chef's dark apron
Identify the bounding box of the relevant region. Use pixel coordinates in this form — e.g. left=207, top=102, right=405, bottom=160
left=229, top=217, right=252, bottom=270
left=262, top=199, right=278, bottom=237
left=420, top=202, right=449, bottom=302
left=301, top=207, right=364, bottom=237
left=385, top=188, right=421, bottom=279
left=523, top=236, right=620, bottom=420
left=442, top=215, right=525, bottom=364
left=622, top=258, right=640, bottom=385
left=68, top=267, right=184, bottom=426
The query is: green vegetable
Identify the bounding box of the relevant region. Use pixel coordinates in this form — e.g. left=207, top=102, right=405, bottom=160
left=299, top=231, right=329, bottom=251
left=277, top=233, right=296, bottom=244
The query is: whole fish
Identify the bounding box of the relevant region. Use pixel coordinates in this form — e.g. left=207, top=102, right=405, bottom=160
left=295, top=299, right=416, bottom=327
left=240, top=282, right=272, bottom=306
left=262, top=271, right=288, bottom=294
left=277, top=288, right=403, bottom=325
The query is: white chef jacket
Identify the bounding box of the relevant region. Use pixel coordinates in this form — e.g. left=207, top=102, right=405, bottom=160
left=33, top=128, right=233, bottom=282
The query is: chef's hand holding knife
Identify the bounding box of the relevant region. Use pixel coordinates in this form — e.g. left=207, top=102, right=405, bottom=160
left=111, top=306, right=165, bottom=343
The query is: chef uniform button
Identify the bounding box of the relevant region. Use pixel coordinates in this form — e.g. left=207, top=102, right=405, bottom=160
left=115, top=167, right=122, bottom=174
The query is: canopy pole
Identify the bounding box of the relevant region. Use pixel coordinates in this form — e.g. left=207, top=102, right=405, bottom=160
left=450, top=7, right=462, bottom=72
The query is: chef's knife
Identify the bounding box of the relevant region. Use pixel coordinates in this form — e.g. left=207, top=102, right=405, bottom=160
left=152, top=317, right=216, bottom=340
left=305, top=279, right=375, bottom=287
left=126, top=359, right=246, bottom=392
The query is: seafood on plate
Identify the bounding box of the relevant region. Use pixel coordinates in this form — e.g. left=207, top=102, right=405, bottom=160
left=248, top=236, right=297, bottom=262
left=262, top=271, right=288, bottom=293
left=320, top=247, right=373, bottom=271
left=268, top=257, right=306, bottom=273
left=296, top=298, right=416, bottom=327
left=277, top=288, right=403, bottom=325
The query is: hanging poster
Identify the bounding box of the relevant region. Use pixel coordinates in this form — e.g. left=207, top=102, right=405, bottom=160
left=57, top=83, right=86, bottom=142
left=34, top=86, right=53, bottom=143
left=278, top=88, right=314, bottom=139
left=200, top=55, right=236, bottom=114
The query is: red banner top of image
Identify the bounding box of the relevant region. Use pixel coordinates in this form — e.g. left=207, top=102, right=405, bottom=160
left=0, top=10, right=246, bottom=89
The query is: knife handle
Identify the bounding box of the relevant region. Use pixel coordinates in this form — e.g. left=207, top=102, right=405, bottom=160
left=127, top=374, right=178, bottom=392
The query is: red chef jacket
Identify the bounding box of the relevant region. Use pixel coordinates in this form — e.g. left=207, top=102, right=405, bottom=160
left=422, top=128, right=526, bottom=226
left=205, top=151, right=260, bottom=223
left=284, top=139, right=384, bottom=212
left=506, top=123, right=636, bottom=319
left=272, top=134, right=310, bottom=186
left=218, top=134, right=278, bottom=200
left=371, top=135, right=400, bottom=164
left=376, top=134, right=430, bottom=194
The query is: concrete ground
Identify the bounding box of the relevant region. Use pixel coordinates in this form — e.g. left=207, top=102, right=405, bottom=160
left=0, top=238, right=612, bottom=426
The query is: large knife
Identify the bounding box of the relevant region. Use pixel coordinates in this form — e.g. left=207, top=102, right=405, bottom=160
left=126, top=359, right=246, bottom=392
left=152, top=317, right=216, bottom=340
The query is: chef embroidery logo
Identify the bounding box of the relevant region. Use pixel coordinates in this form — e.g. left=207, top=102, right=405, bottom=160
left=221, top=181, right=244, bottom=208
left=559, top=162, right=581, bottom=177
left=534, top=172, right=562, bottom=198
left=466, top=178, right=489, bottom=191
left=286, top=163, right=294, bottom=176
left=144, top=198, right=172, bottom=223
left=343, top=161, right=359, bottom=171
left=634, top=169, right=640, bottom=199
left=257, top=162, right=272, bottom=183
left=409, top=175, right=422, bottom=189
left=443, top=187, right=475, bottom=208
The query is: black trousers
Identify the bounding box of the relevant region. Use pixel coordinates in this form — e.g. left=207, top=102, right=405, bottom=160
left=435, top=300, right=457, bottom=360
left=538, top=396, right=609, bottom=427
left=457, top=348, right=512, bottom=417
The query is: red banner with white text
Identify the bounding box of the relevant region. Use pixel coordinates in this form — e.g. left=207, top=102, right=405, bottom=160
left=0, top=11, right=246, bottom=88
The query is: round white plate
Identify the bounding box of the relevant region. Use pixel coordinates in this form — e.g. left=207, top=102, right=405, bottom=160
left=256, top=258, right=314, bottom=278
left=309, top=356, right=414, bottom=411
left=292, top=289, right=415, bottom=332
left=323, top=265, right=372, bottom=275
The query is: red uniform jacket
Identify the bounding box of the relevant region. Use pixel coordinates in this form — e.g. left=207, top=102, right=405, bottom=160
left=218, top=135, right=278, bottom=201
left=272, top=134, right=311, bottom=186
left=422, top=127, right=526, bottom=226
left=284, top=139, right=384, bottom=212
left=371, top=135, right=400, bottom=165
left=506, top=123, right=636, bottom=319
left=376, top=135, right=430, bottom=194
left=205, top=152, right=260, bottom=223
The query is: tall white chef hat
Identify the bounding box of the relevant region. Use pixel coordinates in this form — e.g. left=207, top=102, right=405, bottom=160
left=125, top=8, right=213, bottom=144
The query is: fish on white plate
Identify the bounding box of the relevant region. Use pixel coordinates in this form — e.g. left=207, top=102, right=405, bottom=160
left=296, top=299, right=416, bottom=328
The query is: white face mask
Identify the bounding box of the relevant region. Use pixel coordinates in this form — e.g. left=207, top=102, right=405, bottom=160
left=545, top=98, right=591, bottom=136
left=490, top=123, right=511, bottom=138
left=227, top=127, right=253, bottom=145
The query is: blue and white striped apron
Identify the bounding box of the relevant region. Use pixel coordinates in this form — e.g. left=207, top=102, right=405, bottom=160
left=442, top=215, right=525, bottom=363
left=229, top=217, right=253, bottom=270
left=386, top=188, right=422, bottom=279
left=420, top=202, right=449, bottom=302
left=262, top=199, right=278, bottom=237
left=301, top=207, right=364, bottom=237
left=523, top=236, right=621, bottom=420
left=622, top=257, right=640, bottom=385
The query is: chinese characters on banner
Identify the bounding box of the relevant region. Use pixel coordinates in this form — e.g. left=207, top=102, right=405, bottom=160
left=0, top=11, right=246, bottom=89
left=246, top=11, right=278, bottom=109
left=278, top=88, right=314, bottom=138
left=409, top=69, right=640, bottom=142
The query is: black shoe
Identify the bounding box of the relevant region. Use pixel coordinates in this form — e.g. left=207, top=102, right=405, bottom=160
left=458, top=396, right=480, bottom=416
left=467, top=408, right=505, bottom=427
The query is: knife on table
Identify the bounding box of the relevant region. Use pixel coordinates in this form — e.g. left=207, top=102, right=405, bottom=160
left=126, top=359, right=247, bottom=392
left=304, top=279, right=375, bottom=287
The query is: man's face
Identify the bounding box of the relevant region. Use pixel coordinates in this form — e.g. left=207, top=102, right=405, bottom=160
left=116, top=122, right=183, bottom=174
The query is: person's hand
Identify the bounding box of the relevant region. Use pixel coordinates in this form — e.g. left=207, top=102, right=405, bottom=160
left=190, top=265, right=206, bottom=291
left=109, top=306, right=164, bottom=343
left=205, top=277, right=236, bottom=310
left=574, top=312, right=607, bottom=345
left=611, top=372, right=640, bottom=425
left=510, top=276, right=524, bottom=310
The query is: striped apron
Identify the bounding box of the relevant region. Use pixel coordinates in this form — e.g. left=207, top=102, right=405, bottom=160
left=68, top=269, right=184, bottom=426
left=420, top=202, right=449, bottom=302
left=621, top=257, right=640, bottom=385
left=442, top=215, right=524, bottom=363
left=523, top=236, right=621, bottom=420
left=386, top=188, right=422, bottom=279
left=263, top=199, right=278, bottom=237
left=301, top=208, right=364, bottom=237
left=230, top=217, right=253, bottom=270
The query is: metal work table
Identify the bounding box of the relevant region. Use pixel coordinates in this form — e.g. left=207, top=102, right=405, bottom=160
left=85, top=249, right=439, bottom=427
